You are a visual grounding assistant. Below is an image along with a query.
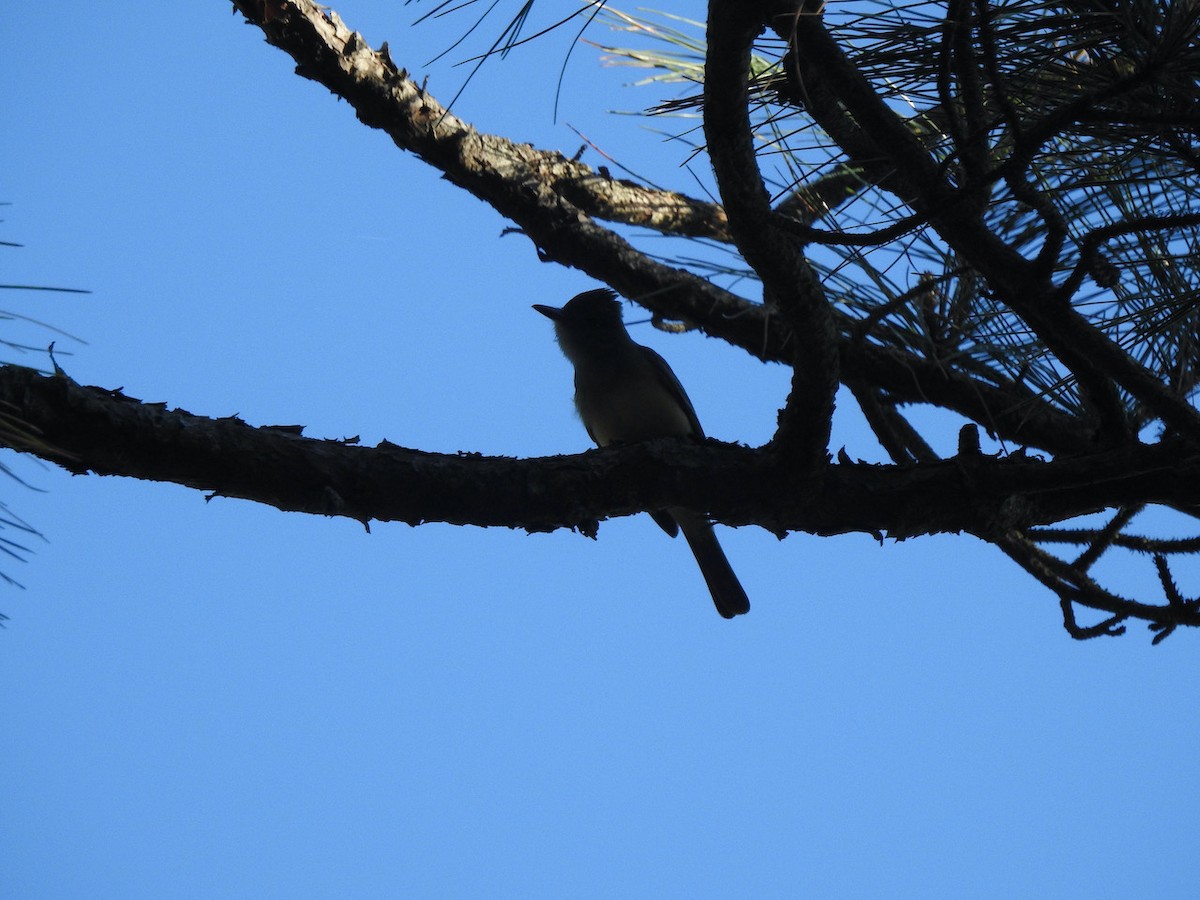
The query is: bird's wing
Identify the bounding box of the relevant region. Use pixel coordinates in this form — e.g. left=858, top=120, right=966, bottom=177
left=639, top=345, right=705, bottom=438
left=641, top=343, right=701, bottom=540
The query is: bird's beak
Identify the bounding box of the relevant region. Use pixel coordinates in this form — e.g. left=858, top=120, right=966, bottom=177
left=532, top=303, right=562, bottom=321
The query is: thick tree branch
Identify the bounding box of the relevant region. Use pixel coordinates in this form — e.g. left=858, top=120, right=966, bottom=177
left=704, top=0, right=838, bottom=468
left=4, top=365, right=1200, bottom=541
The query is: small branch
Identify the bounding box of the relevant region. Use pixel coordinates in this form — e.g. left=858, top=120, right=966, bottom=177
left=996, top=530, right=1188, bottom=639
left=769, top=206, right=931, bottom=247
left=1153, top=555, right=1187, bottom=608
left=942, top=0, right=991, bottom=183
left=1029, top=529, right=1200, bottom=555
left=1149, top=555, right=1199, bottom=644
left=1058, top=212, right=1200, bottom=302
left=1071, top=504, right=1143, bottom=571
left=772, top=165, right=869, bottom=226
left=972, top=0, right=1068, bottom=277
left=840, top=340, right=1095, bottom=454
left=1060, top=598, right=1128, bottom=640
left=849, top=381, right=939, bottom=464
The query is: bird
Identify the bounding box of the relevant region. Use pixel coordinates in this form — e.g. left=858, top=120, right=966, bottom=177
left=533, top=288, right=750, bottom=619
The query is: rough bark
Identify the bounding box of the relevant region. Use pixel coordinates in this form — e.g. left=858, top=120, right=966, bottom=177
left=5, top=366, right=1199, bottom=541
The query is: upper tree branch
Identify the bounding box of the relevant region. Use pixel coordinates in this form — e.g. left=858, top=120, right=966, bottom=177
left=230, top=0, right=751, bottom=340
left=786, top=13, right=1200, bottom=441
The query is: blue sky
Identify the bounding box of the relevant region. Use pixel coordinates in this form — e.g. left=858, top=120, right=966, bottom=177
left=4, top=2, right=1199, bottom=898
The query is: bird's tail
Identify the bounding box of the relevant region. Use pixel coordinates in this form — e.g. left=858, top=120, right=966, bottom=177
left=673, top=509, right=750, bottom=619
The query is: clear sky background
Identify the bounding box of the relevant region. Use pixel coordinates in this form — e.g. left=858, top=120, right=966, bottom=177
left=4, top=2, right=1199, bottom=898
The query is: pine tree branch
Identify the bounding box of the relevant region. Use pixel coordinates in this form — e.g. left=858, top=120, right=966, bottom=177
left=784, top=11, right=1200, bottom=442
left=995, top=529, right=1200, bottom=639
left=5, top=365, right=1200, bottom=539
left=229, top=0, right=748, bottom=335
left=703, top=0, right=837, bottom=468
